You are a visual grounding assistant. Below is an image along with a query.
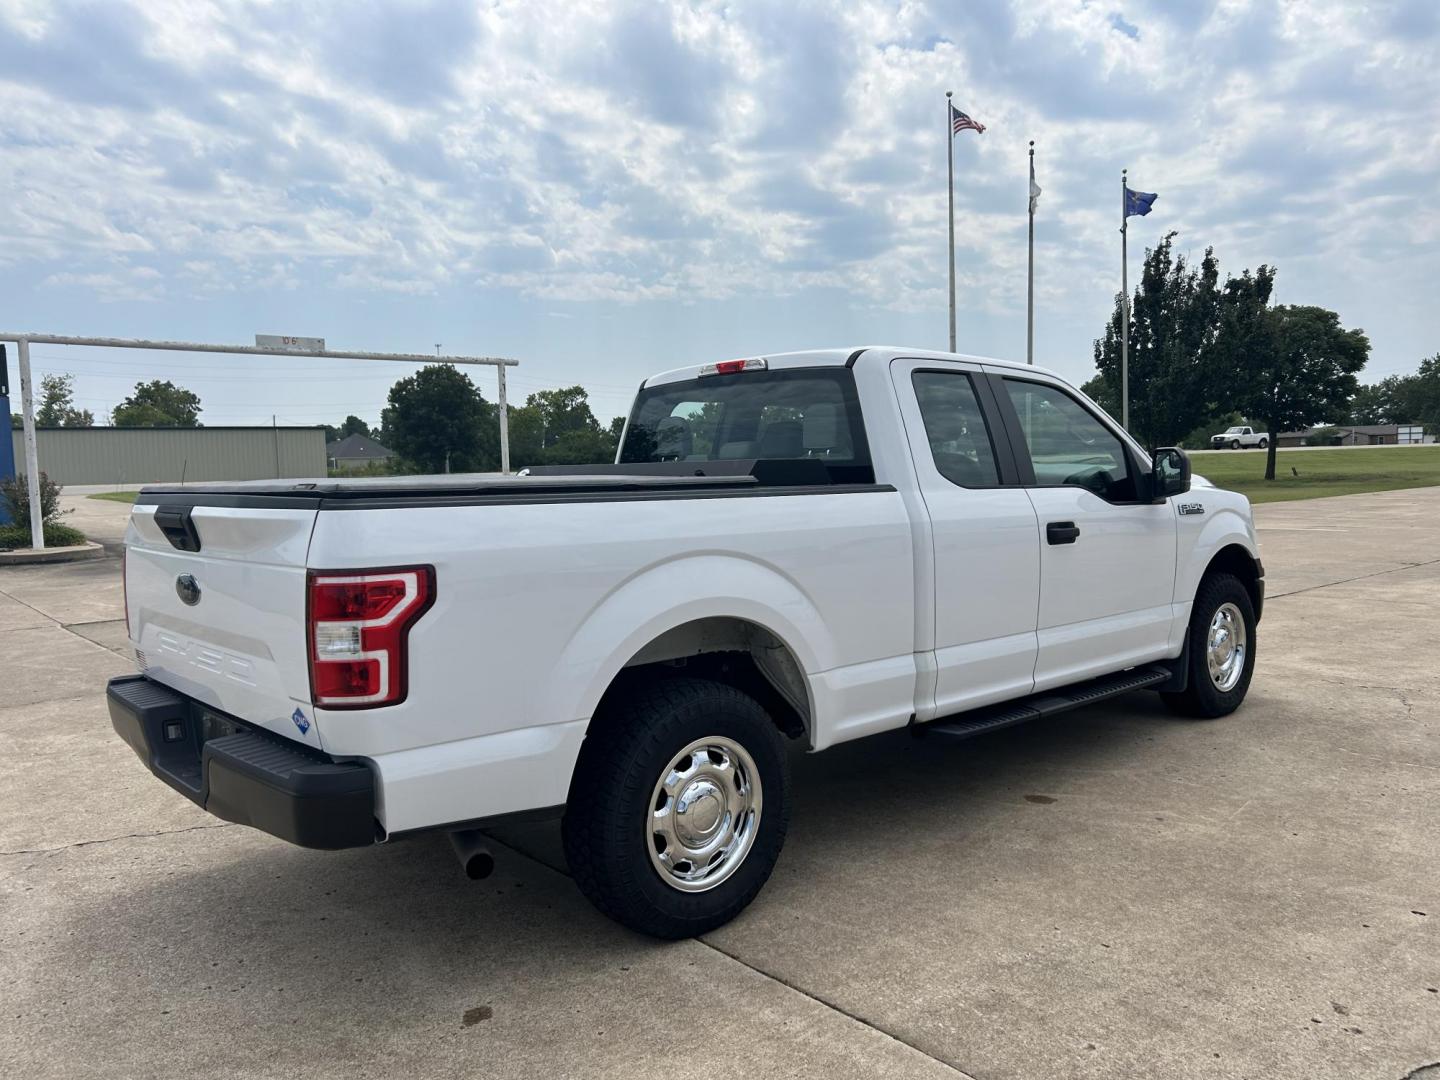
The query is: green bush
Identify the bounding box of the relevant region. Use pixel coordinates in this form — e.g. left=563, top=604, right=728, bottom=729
left=0, top=470, right=67, bottom=526
left=0, top=522, right=86, bottom=550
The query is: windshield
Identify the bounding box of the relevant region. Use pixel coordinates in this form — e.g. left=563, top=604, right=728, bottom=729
left=620, top=367, right=870, bottom=471
left=1223, top=426, right=1246, bottom=434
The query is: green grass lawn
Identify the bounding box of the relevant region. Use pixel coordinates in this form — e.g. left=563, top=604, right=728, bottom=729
left=86, top=491, right=139, bottom=504
left=1190, top=445, right=1440, bottom=503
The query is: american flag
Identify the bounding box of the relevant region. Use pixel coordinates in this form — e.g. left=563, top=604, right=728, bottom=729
left=951, top=104, right=985, bottom=136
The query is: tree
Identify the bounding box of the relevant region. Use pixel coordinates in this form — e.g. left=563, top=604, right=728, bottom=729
left=1087, top=241, right=1377, bottom=479
left=1399, top=353, right=1440, bottom=434
left=35, top=374, right=93, bottom=427
left=112, top=379, right=202, bottom=427
left=1382, top=357, right=1440, bottom=437
left=505, top=405, right=546, bottom=467
left=1090, top=234, right=1224, bottom=447
left=323, top=415, right=376, bottom=445
left=1348, top=378, right=1405, bottom=425
left=340, top=414, right=373, bottom=439
left=1229, top=305, right=1370, bottom=480
left=547, top=426, right=617, bottom=465
left=0, top=469, right=67, bottom=526
left=526, top=386, right=602, bottom=449
left=1354, top=353, right=1440, bottom=433
left=1079, top=374, right=1117, bottom=416
left=381, top=364, right=496, bottom=473
left=505, top=386, right=617, bottom=468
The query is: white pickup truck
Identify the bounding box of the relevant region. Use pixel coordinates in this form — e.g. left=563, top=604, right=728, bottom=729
left=1210, top=425, right=1269, bottom=450
left=109, top=346, right=1263, bottom=938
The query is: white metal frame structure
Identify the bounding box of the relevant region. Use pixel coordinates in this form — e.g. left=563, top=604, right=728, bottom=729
left=1, top=332, right=518, bottom=549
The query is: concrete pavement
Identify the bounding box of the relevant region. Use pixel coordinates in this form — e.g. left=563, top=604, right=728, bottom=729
left=3, top=488, right=1437, bottom=1079
left=57, top=491, right=134, bottom=553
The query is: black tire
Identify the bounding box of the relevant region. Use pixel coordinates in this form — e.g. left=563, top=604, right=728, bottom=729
left=562, top=677, right=790, bottom=939
left=1161, top=572, right=1257, bottom=718
left=1258, top=438, right=1269, bottom=449
left=1230, top=440, right=1241, bottom=450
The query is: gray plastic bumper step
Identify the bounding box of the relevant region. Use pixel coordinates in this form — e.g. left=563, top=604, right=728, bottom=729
left=918, top=665, right=1170, bottom=741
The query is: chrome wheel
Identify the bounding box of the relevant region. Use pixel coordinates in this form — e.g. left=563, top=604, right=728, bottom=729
left=648, top=736, right=762, bottom=893
left=1206, top=601, right=1247, bottom=692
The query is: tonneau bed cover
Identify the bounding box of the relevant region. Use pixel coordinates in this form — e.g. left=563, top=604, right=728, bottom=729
left=138, top=458, right=873, bottom=508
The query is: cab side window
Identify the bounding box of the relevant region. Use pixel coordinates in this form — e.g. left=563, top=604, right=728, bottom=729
left=912, top=372, right=1000, bottom=487
left=1003, top=379, right=1136, bottom=501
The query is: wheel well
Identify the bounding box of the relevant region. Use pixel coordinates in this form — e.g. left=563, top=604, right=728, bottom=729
left=1203, top=544, right=1262, bottom=617
left=598, top=617, right=812, bottom=744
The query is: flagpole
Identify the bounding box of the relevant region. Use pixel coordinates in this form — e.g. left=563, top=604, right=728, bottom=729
left=946, top=91, right=956, bottom=352
left=1027, top=141, right=1035, bottom=365
left=1120, top=168, right=1129, bottom=431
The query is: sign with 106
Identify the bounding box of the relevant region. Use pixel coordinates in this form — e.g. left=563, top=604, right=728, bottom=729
left=255, top=334, right=325, bottom=352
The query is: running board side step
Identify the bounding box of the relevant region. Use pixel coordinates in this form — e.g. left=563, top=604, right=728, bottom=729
left=915, top=666, right=1171, bottom=742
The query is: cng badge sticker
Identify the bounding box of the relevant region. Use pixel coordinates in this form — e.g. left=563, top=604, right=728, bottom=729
left=292, top=707, right=311, bottom=735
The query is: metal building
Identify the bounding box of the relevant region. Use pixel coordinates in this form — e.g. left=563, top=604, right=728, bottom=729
left=1275, top=423, right=1433, bottom=448
left=9, top=426, right=327, bottom=487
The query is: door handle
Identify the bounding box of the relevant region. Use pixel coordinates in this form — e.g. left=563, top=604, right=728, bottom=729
left=1046, top=521, right=1080, bottom=545
left=153, top=506, right=202, bottom=552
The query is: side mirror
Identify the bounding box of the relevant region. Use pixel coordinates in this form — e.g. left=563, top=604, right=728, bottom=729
left=1152, top=446, right=1190, bottom=501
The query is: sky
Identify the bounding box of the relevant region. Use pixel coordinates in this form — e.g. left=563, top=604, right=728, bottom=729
left=1, top=0, right=1437, bottom=430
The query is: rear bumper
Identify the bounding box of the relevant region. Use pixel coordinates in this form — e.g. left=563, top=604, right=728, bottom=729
left=107, top=674, right=377, bottom=850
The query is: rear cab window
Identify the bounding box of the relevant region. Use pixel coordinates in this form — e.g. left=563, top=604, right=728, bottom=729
left=911, top=371, right=1001, bottom=487
left=621, top=368, right=873, bottom=483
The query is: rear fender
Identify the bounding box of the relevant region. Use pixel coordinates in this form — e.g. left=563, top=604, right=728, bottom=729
left=540, top=554, right=832, bottom=734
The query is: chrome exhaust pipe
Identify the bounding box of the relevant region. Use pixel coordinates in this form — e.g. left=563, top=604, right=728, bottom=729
left=448, top=829, right=495, bottom=880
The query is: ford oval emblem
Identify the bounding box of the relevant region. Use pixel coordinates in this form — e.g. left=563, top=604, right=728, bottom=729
left=176, top=574, right=201, bottom=606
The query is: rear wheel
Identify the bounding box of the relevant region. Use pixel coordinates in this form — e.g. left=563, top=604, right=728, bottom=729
left=1258, top=437, right=1269, bottom=449
left=562, top=677, right=789, bottom=939
left=1162, top=572, right=1257, bottom=718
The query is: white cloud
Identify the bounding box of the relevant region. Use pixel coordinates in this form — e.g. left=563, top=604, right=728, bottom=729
left=42, top=263, right=165, bottom=302
left=0, top=0, right=1436, bottom=381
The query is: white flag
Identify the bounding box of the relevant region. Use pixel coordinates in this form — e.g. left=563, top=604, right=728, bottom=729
left=1029, top=157, right=1042, bottom=215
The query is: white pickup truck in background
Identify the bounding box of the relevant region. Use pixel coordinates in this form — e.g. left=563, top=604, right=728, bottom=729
left=1211, top=425, right=1269, bottom=449
left=109, top=346, right=1264, bottom=938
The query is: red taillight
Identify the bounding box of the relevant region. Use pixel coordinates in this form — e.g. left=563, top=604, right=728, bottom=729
left=307, top=566, right=434, bottom=709
left=699, top=357, right=768, bottom=376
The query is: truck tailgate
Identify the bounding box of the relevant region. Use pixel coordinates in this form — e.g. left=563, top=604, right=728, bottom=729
left=125, top=503, right=322, bottom=749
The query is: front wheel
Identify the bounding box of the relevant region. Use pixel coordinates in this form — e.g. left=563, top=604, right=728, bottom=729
left=1230, top=440, right=1241, bottom=450
left=1162, top=572, right=1257, bottom=718
left=562, top=677, right=790, bottom=939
